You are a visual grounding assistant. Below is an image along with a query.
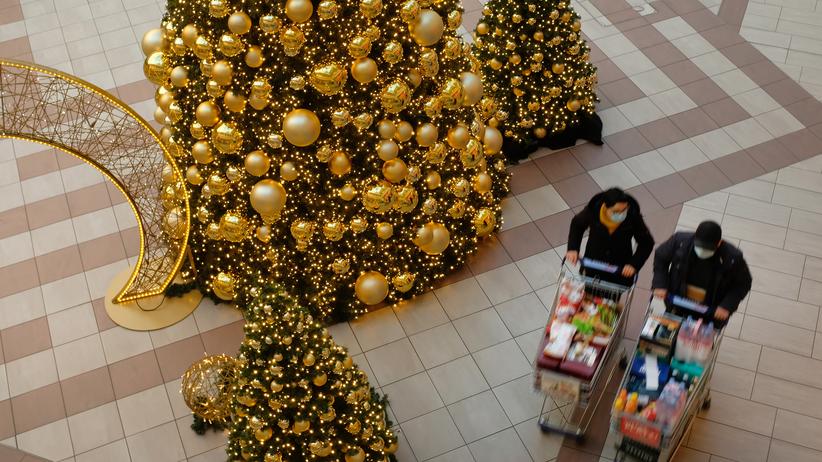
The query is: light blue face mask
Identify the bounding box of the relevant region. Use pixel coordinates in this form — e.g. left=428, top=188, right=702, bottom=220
left=609, top=210, right=628, bottom=223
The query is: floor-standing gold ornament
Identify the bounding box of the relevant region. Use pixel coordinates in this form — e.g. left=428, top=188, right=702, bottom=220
left=0, top=59, right=200, bottom=330
left=181, top=354, right=238, bottom=422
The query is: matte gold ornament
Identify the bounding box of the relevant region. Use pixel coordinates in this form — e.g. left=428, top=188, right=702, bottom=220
left=383, top=41, right=403, bottom=64
left=489, top=58, right=502, bottom=70
left=339, top=183, right=357, bottom=200
left=473, top=208, right=497, bottom=236
left=280, top=161, right=298, bottom=181
left=332, top=258, right=350, bottom=274
left=476, top=22, right=489, bottom=35
left=412, top=9, right=444, bottom=46
left=219, top=33, right=243, bottom=56
left=416, top=123, right=438, bottom=147
left=350, top=216, right=368, bottom=233
left=212, top=122, right=243, bottom=153
left=140, top=28, right=166, bottom=56
left=567, top=99, right=581, bottom=112
left=227, top=11, right=252, bottom=35
left=191, top=141, right=213, bottom=164
left=418, top=222, right=450, bottom=254
left=447, top=124, right=470, bottom=149
left=170, top=66, right=188, bottom=87
left=329, top=151, right=351, bottom=176
left=460, top=72, right=483, bottom=106
left=355, top=271, right=389, bottom=305
left=186, top=165, right=203, bottom=185
left=419, top=49, right=439, bottom=76
left=483, top=126, right=503, bottom=154
left=323, top=221, right=346, bottom=241
left=407, top=68, right=422, bottom=88
left=440, top=78, right=465, bottom=110
left=473, top=172, right=492, bottom=193
left=144, top=51, right=171, bottom=85
left=283, top=109, right=321, bottom=146
left=250, top=179, right=287, bottom=221
left=382, top=158, right=408, bottom=183
left=351, top=58, right=378, bottom=83
left=413, top=225, right=433, bottom=246
left=381, top=80, right=412, bottom=113
left=377, top=139, right=399, bottom=160
left=509, top=54, right=521, bottom=65
left=552, top=63, right=565, bottom=74
left=256, top=225, right=271, bottom=242
left=281, top=26, right=305, bottom=56
left=245, top=45, right=264, bottom=67
left=362, top=180, right=395, bottom=213
left=393, top=185, right=418, bottom=212
left=286, top=0, right=314, bottom=23
left=534, top=127, right=547, bottom=138
left=360, top=0, right=383, bottom=18
left=211, top=60, right=233, bottom=85
left=223, top=90, right=246, bottom=112
left=348, top=36, right=372, bottom=58
left=293, top=419, right=311, bottom=434
left=212, top=272, right=237, bottom=300
left=392, top=272, right=415, bottom=292
left=376, top=222, right=393, bottom=239
left=317, top=0, right=339, bottom=19
left=395, top=121, right=414, bottom=141
left=220, top=212, right=249, bottom=242
left=378, top=119, right=396, bottom=139
left=447, top=10, right=462, bottom=29
left=425, top=170, right=441, bottom=189
left=310, top=63, right=347, bottom=95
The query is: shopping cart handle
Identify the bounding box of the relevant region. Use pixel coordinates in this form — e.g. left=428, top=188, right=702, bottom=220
left=668, top=295, right=709, bottom=314
left=581, top=258, right=620, bottom=273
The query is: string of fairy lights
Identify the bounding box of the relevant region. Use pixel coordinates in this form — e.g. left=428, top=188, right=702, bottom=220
left=145, top=0, right=510, bottom=321
left=472, top=0, right=598, bottom=149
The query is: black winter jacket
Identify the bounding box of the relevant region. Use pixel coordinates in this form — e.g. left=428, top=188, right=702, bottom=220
left=652, top=232, right=752, bottom=313
left=567, top=192, right=655, bottom=271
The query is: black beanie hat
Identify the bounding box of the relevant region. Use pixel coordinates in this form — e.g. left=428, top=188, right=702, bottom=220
left=694, top=221, right=722, bottom=248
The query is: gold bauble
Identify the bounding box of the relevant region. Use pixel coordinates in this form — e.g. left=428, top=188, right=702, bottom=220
left=362, top=180, right=395, bottom=214
left=447, top=124, right=470, bottom=149
left=211, top=60, right=233, bottom=85
left=460, top=139, right=482, bottom=168
left=212, top=122, right=243, bottom=153
left=141, top=29, right=166, bottom=56
left=381, top=80, right=411, bottom=113
left=329, top=151, right=351, bottom=176
left=489, top=58, right=503, bottom=70
left=225, top=12, right=251, bottom=35
left=254, top=427, right=273, bottom=442
left=283, top=109, right=321, bottom=146
left=219, top=33, right=243, bottom=57
left=382, top=158, right=408, bottom=183
left=382, top=41, right=403, bottom=63
left=376, top=222, right=394, bottom=239
left=400, top=0, right=420, bottom=22
left=423, top=198, right=438, bottom=215
left=286, top=0, right=314, bottom=23
left=413, top=225, right=433, bottom=246
left=416, top=123, right=438, bottom=147
left=442, top=37, right=461, bottom=60
left=378, top=119, right=396, bottom=139
left=244, top=151, right=270, bottom=176
left=332, top=258, right=350, bottom=274
left=212, top=272, right=236, bottom=300
left=377, top=140, right=399, bottom=161
left=220, top=212, right=249, bottom=242
left=250, top=179, right=287, bottom=219
left=424, top=97, right=442, bottom=117
left=348, top=36, right=372, bottom=58
left=392, top=273, right=415, bottom=292
left=193, top=36, right=211, bottom=59
left=280, top=161, right=298, bottom=181
left=144, top=51, right=171, bottom=85
left=567, top=99, right=581, bottom=112
left=223, top=90, right=246, bottom=112
left=459, top=72, right=483, bottom=106
left=354, top=113, right=373, bottom=129
left=474, top=208, right=497, bottom=236
left=425, top=170, right=441, bottom=189
left=474, top=172, right=492, bottom=193
left=573, top=20, right=581, bottom=31
left=205, top=222, right=222, bottom=240
left=509, top=54, right=521, bottom=65
left=447, top=10, right=462, bottom=29
left=249, top=94, right=269, bottom=110
left=364, top=25, right=381, bottom=40
left=355, top=271, right=389, bottom=305
left=206, top=79, right=224, bottom=98
left=208, top=0, right=228, bottom=16
left=310, top=63, right=347, bottom=95
left=267, top=133, right=283, bottom=149
left=419, top=49, right=439, bottom=76
left=153, top=107, right=167, bottom=124
left=393, top=185, right=418, bottom=212
left=332, top=109, right=352, bottom=127
left=345, top=448, right=366, bottom=462
left=259, top=15, right=282, bottom=34
left=407, top=68, right=422, bottom=88
left=350, top=216, right=368, bottom=233
left=163, top=207, right=186, bottom=239
left=395, top=121, right=414, bottom=141
left=340, top=184, right=357, bottom=201
left=191, top=141, right=213, bottom=164
left=322, top=221, right=346, bottom=241
left=245, top=46, right=264, bottom=67
left=317, top=146, right=333, bottom=162
left=409, top=163, right=423, bottom=182
left=313, top=373, right=328, bottom=386
left=303, top=353, right=316, bottom=366
left=448, top=200, right=466, bottom=218
left=317, top=0, right=339, bottom=19
left=281, top=26, right=305, bottom=55
left=426, top=142, right=447, bottom=164
left=483, top=126, right=503, bottom=154
left=290, top=75, right=306, bottom=90
left=256, top=225, right=272, bottom=243
left=419, top=222, right=450, bottom=254
left=169, top=66, right=188, bottom=87
left=293, top=419, right=311, bottom=434
left=534, top=127, right=547, bottom=138
left=552, top=63, right=565, bottom=74
left=476, top=22, right=489, bottom=35
left=186, top=166, right=203, bottom=185
left=195, top=101, right=220, bottom=127
left=450, top=177, right=470, bottom=197
left=290, top=220, right=315, bottom=243
left=360, top=0, right=383, bottom=18
left=166, top=102, right=182, bottom=123
left=440, top=78, right=465, bottom=110
left=351, top=58, right=378, bottom=84
left=412, top=9, right=444, bottom=46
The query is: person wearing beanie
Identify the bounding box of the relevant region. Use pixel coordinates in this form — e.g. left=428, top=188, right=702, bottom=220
left=566, top=188, right=655, bottom=286
left=652, top=220, right=752, bottom=325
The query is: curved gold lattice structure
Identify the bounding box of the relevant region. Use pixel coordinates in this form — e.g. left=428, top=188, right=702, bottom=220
left=0, top=59, right=189, bottom=303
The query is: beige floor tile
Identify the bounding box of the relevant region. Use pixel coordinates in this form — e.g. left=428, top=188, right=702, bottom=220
left=685, top=191, right=730, bottom=212
left=409, top=323, right=468, bottom=369
left=515, top=185, right=569, bottom=221
left=30, top=220, right=76, bottom=257
left=721, top=215, right=787, bottom=248
left=364, top=338, right=424, bottom=386
left=175, top=415, right=225, bottom=459
left=326, top=321, right=361, bottom=355
left=515, top=250, right=562, bottom=290
left=740, top=241, right=806, bottom=277
left=495, top=293, right=550, bottom=337
left=777, top=167, right=822, bottom=194
left=0, top=288, right=46, bottom=330
left=718, top=337, right=762, bottom=371
left=785, top=228, right=822, bottom=259
left=712, top=363, right=756, bottom=399
left=687, top=418, right=770, bottom=462
left=16, top=419, right=73, bottom=462
left=790, top=209, right=822, bottom=236
left=66, top=402, right=123, bottom=454
left=752, top=373, right=822, bottom=420
left=75, top=440, right=130, bottom=462
left=147, top=314, right=199, bottom=349
left=382, top=372, right=444, bottom=423
left=40, top=273, right=90, bottom=315
left=723, top=179, right=775, bottom=203
left=768, top=438, right=822, bottom=462
left=473, top=340, right=532, bottom=388
left=84, top=260, right=128, bottom=300
left=624, top=150, right=676, bottom=182
left=53, top=334, right=106, bottom=380
left=99, top=326, right=152, bottom=364
left=724, top=312, right=744, bottom=338
left=448, top=390, right=511, bottom=443
left=475, top=264, right=532, bottom=305
left=589, top=161, right=642, bottom=190
left=454, top=308, right=512, bottom=353
left=393, top=291, right=449, bottom=336
left=805, top=257, right=822, bottom=282
left=428, top=446, right=471, bottom=462
left=678, top=205, right=725, bottom=230
left=0, top=232, right=34, bottom=267
left=126, top=421, right=186, bottom=462
left=190, top=298, right=242, bottom=333
left=799, top=278, right=822, bottom=305
left=773, top=409, right=822, bottom=451
left=47, top=303, right=97, bottom=346
left=434, top=277, right=491, bottom=320
left=674, top=447, right=711, bottom=461
left=5, top=349, right=58, bottom=397
left=726, top=194, right=792, bottom=227
left=164, top=379, right=190, bottom=419
left=186, top=446, right=228, bottom=462
left=351, top=354, right=376, bottom=386
left=748, top=266, right=802, bottom=300
left=500, top=197, right=532, bottom=231
left=469, top=427, right=531, bottom=462
left=401, top=407, right=465, bottom=461
left=514, top=417, right=563, bottom=462
left=349, top=306, right=406, bottom=352
left=745, top=292, right=819, bottom=329
left=428, top=355, right=489, bottom=405
left=758, top=347, right=822, bottom=389
left=741, top=315, right=815, bottom=355
left=116, top=384, right=174, bottom=436
left=773, top=184, right=822, bottom=214
left=698, top=391, right=776, bottom=436
left=492, top=374, right=547, bottom=424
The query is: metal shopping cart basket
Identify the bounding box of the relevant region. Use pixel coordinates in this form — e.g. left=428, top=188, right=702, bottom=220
left=532, top=258, right=636, bottom=441
left=611, top=296, right=724, bottom=462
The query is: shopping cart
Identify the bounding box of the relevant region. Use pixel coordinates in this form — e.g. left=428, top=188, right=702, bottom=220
left=533, top=258, right=636, bottom=440
left=611, top=296, right=724, bottom=462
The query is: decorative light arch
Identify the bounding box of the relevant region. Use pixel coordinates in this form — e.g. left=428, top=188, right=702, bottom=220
left=0, top=59, right=190, bottom=303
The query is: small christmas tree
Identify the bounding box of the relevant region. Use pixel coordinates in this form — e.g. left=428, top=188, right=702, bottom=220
left=472, top=0, right=602, bottom=161
left=227, top=284, right=397, bottom=461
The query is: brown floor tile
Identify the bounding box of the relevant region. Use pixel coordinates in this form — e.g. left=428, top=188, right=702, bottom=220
left=741, top=60, right=785, bottom=87
left=15, top=150, right=58, bottom=181
left=591, top=0, right=634, bottom=14
left=682, top=8, right=725, bottom=31
left=155, top=335, right=206, bottom=383
left=105, top=180, right=128, bottom=205
left=785, top=98, right=822, bottom=128
left=35, top=245, right=84, bottom=285
left=680, top=78, right=727, bottom=106
left=60, top=366, right=115, bottom=416
left=0, top=443, right=25, bottom=462
left=534, top=150, right=584, bottom=183
left=1, top=317, right=51, bottom=362
left=665, top=0, right=704, bottom=14
left=109, top=350, right=165, bottom=399
left=10, top=383, right=66, bottom=434
left=0, top=5, right=23, bottom=25
left=746, top=139, right=799, bottom=172
left=55, top=154, right=84, bottom=170
left=623, top=25, right=667, bottom=49
left=433, top=264, right=473, bottom=289
left=610, top=12, right=646, bottom=31
left=570, top=142, right=620, bottom=170
left=66, top=183, right=112, bottom=217
left=121, top=227, right=140, bottom=257
left=0, top=333, right=4, bottom=364
left=0, top=37, right=31, bottom=59
left=201, top=321, right=244, bottom=357
left=714, top=150, right=766, bottom=183
left=625, top=184, right=663, bottom=215
left=0, top=206, right=28, bottom=240
left=0, top=400, right=15, bottom=441
left=661, top=60, right=710, bottom=87
left=534, top=209, right=574, bottom=247
left=467, top=235, right=512, bottom=274
left=596, top=92, right=613, bottom=110
left=594, top=60, right=627, bottom=85
left=507, top=162, right=550, bottom=195
left=644, top=42, right=688, bottom=68
left=553, top=173, right=602, bottom=208
left=702, top=98, right=749, bottom=126
left=115, top=80, right=156, bottom=105
left=778, top=130, right=822, bottom=161
left=763, top=78, right=813, bottom=107
left=644, top=1, right=677, bottom=23
left=645, top=173, right=698, bottom=208
left=717, top=0, right=750, bottom=27
left=25, top=195, right=70, bottom=230
left=722, top=42, right=765, bottom=68
left=669, top=108, right=719, bottom=137
left=78, top=232, right=126, bottom=271
left=0, top=260, right=40, bottom=299
left=644, top=205, right=683, bottom=246
left=497, top=223, right=551, bottom=261
left=702, top=24, right=745, bottom=49
left=599, top=78, right=644, bottom=106
left=604, top=128, right=654, bottom=159
left=811, top=122, right=822, bottom=140
left=91, top=298, right=117, bottom=331
left=588, top=43, right=607, bottom=64
left=636, top=118, right=687, bottom=149
left=679, top=162, right=733, bottom=196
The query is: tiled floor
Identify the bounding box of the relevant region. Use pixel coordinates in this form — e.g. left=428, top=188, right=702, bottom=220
left=2, top=0, right=822, bottom=460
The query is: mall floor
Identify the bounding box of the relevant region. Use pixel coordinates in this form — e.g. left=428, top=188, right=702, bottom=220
left=1, top=0, right=822, bottom=460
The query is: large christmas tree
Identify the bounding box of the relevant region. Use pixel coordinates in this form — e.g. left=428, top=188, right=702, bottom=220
left=144, top=0, right=509, bottom=321
left=472, top=0, right=601, bottom=161
left=228, top=284, right=397, bottom=462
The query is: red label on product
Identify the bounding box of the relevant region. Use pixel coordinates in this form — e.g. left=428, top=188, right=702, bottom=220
left=620, top=416, right=662, bottom=448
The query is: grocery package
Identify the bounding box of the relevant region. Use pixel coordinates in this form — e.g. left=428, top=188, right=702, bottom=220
left=674, top=317, right=714, bottom=365
left=639, top=313, right=682, bottom=358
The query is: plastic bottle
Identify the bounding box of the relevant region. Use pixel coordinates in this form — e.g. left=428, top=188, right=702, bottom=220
left=614, top=389, right=628, bottom=411
left=625, top=392, right=639, bottom=413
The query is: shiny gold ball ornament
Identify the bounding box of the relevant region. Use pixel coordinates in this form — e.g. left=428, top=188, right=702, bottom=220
left=332, top=258, right=350, bottom=274
left=193, top=36, right=211, bottom=59
left=360, top=0, right=383, bottom=18
left=392, top=273, right=415, bottom=292
left=208, top=0, right=228, bottom=17
left=476, top=22, right=489, bottom=35
left=351, top=58, right=378, bottom=84
left=348, top=36, right=372, bottom=59
left=212, top=122, right=243, bottom=153
left=212, top=272, right=237, bottom=300
left=426, top=142, right=447, bottom=164
left=322, top=221, right=346, bottom=241
left=354, top=113, right=374, bottom=129
left=376, top=222, right=394, bottom=239
left=181, top=354, right=237, bottom=422
left=473, top=208, right=497, bottom=236
left=219, top=212, right=249, bottom=242
left=381, top=80, right=412, bottom=113
left=461, top=139, right=482, bottom=168
left=382, top=158, right=408, bottom=183
left=400, top=0, right=420, bottom=22
left=280, top=161, right=298, bottom=181
left=450, top=177, right=470, bottom=197
left=412, top=9, right=445, bottom=46
left=440, top=78, right=465, bottom=110
left=419, top=49, right=439, bottom=77
left=425, top=170, right=441, bottom=189
left=567, top=99, right=582, bottom=112
left=280, top=26, right=305, bottom=55
left=250, top=179, right=287, bottom=221
left=218, top=33, right=243, bottom=57
left=339, top=183, right=357, bottom=201
left=141, top=29, right=166, bottom=56
left=350, top=216, right=368, bottom=233
left=310, top=63, right=347, bottom=95
left=355, top=271, right=389, bottom=305
left=447, top=10, right=462, bottom=29
left=407, top=68, right=423, bottom=88
left=317, top=0, right=339, bottom=19
left=383, top=41, right=404, bottom=64
left=552, top=63, right=565, bottom=74
left=144, top=51, right=171, bottom=85
left=416, top=123, right=438, bottom=147
left=332, top=109, right=352, bottom=127
left=244, top=151, right=270, bottom=176
left=289, top=76, right=306, bottom=90
left=259, top=15, right=282, bottom=34
left=362, top=180, right=395, bottom=214
left=282, top=109, right=321, bottom=146
left=419, top=222, right=450, bottom=254
left=163, top=207, right=186, bottom=239
left=393, top=185, right=419, bottom=212
left=286, top=0, right=314, bottom=23
left=329, top=151, right=351, bottom=176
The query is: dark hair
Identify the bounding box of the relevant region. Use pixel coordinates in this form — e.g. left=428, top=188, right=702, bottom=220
left=601, top=188, right=630, bottom=207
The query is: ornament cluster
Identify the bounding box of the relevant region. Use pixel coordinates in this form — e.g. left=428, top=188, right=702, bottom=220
left=146, top=0, right=509, bottom=319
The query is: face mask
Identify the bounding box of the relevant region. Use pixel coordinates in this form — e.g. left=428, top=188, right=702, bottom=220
left=609, top=210, right=628, bottom=223
left=694, top=246, right=715, bottom=259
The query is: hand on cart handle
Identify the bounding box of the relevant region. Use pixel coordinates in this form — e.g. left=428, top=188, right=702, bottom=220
left=622, top=265, right=636, bottom=278
left=714, top=307, right=730, bottom=321
left=565, top=250, right=579, bottom=265
left=653, top=288, right=667, bottom=299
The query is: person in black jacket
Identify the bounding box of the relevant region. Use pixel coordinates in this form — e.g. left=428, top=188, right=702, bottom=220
left=566, top=188, right=655, bottom=286
left=652, top=221, right=752, bottom=324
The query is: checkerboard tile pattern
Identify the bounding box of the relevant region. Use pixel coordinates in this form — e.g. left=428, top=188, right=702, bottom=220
left=2, top=0, right=822, bottom=460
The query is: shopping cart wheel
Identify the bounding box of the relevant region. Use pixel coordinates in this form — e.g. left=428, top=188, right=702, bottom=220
left=619, top=355, right=628, bottom=369
left=702, top=396, right=712, bottom=410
